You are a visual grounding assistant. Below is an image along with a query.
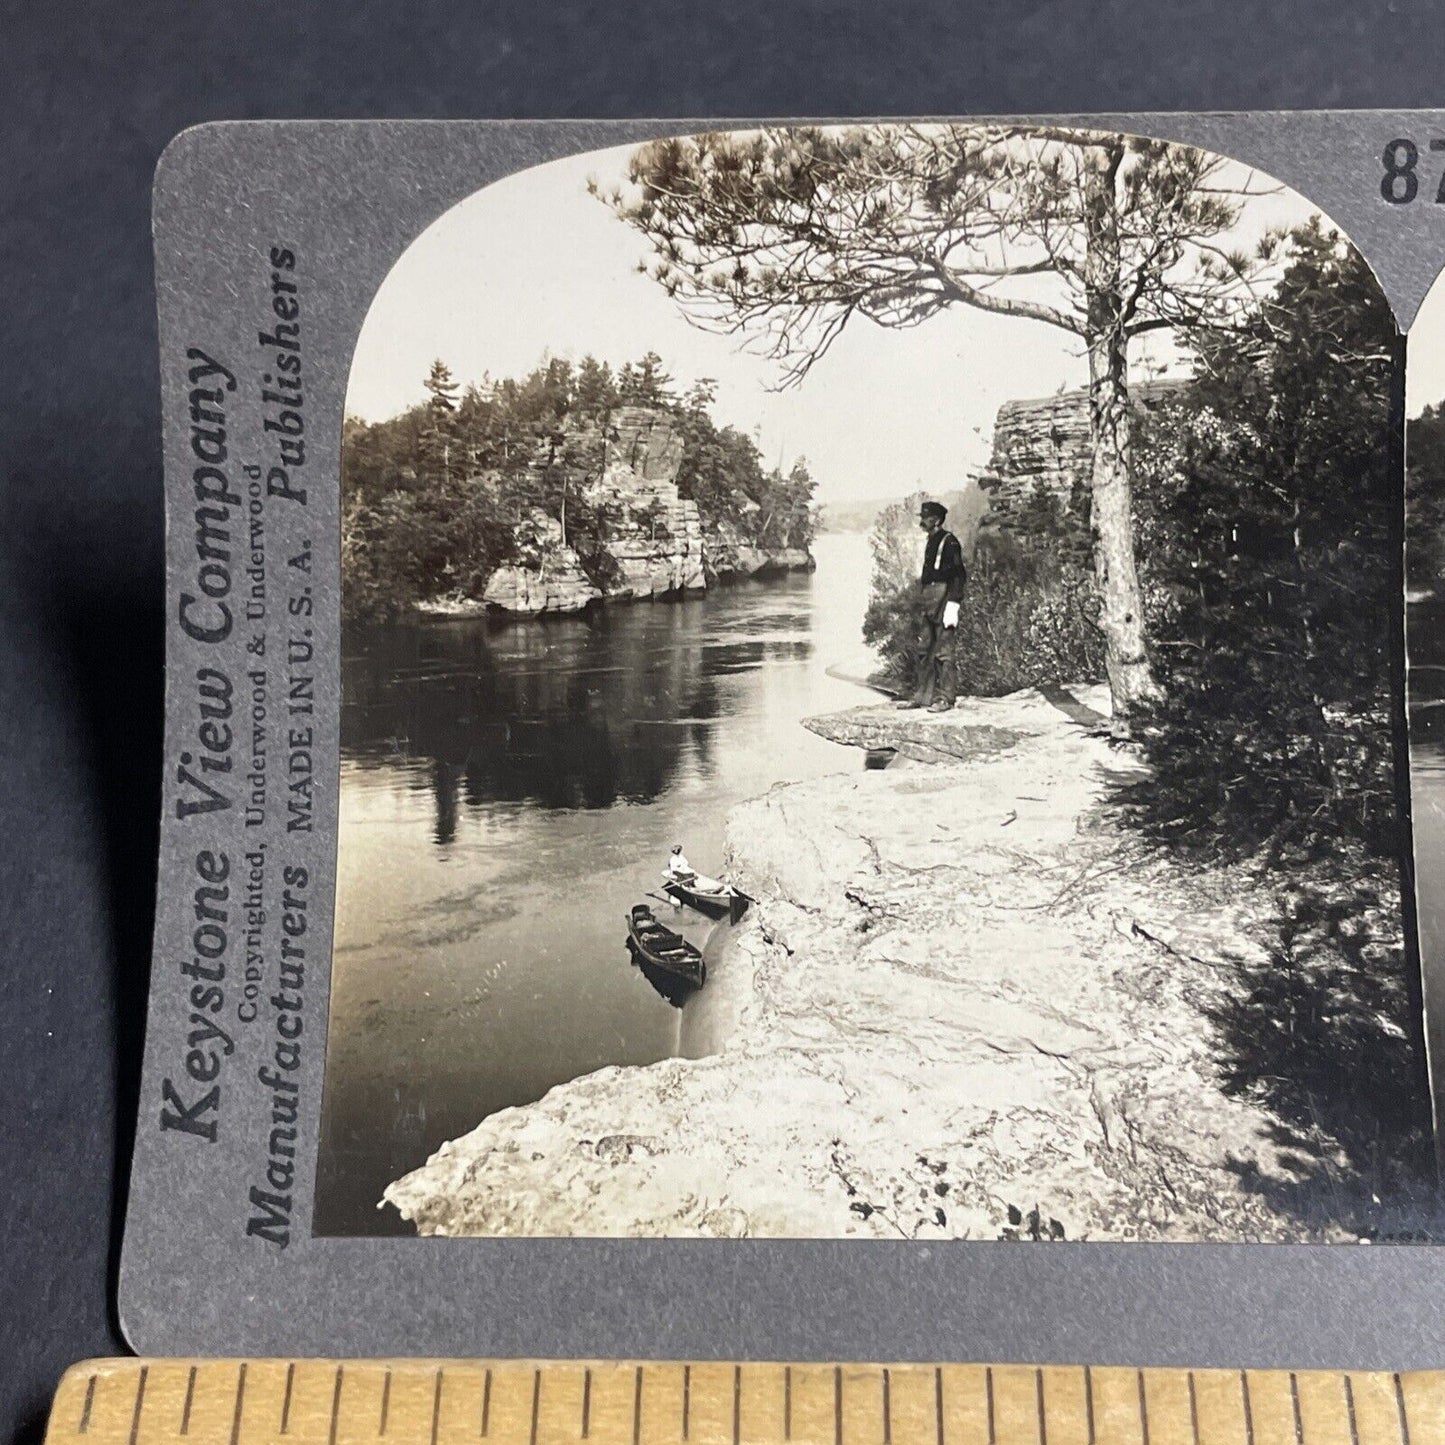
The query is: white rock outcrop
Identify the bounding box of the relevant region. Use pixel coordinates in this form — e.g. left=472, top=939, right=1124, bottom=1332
left=383, top=686, right=1394, bottom=1243
left=703, top=518, right=815, bottom=582
left=432, top=407, right=814, bottom=617
left=479, top=556, right=602, bottom=615
left=584, top=422, right=705, bottom=599
left=480, top=407, right=706, bottom=614
left=478, top=511, right=602, bottom=615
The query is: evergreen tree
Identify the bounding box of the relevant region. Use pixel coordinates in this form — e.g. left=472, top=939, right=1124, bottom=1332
left=421, top=359, right=460, bottom=483
left=574, top=356, right=619, bottom=422
left=1128, top=221, right=1399, bottom=864
left=1123, top=226, right=1433, bottom=1197
left=618, top=350, right=674, bottom=405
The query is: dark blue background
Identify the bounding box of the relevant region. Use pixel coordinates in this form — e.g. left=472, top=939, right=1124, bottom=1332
left=2, top=4, right=1441, bottom=1440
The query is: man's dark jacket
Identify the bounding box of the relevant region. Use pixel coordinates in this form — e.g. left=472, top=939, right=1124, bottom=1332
left=920, top=528, right=966, bottom=602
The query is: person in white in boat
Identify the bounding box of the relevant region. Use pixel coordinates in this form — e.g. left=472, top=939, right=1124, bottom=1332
left=665, top=844, right=726, bottom=897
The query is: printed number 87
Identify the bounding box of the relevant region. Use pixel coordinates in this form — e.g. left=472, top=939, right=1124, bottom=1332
left=1381, top=139, right=1445, bottom=203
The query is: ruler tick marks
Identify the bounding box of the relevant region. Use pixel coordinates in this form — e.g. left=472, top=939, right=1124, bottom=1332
left=129, top=1365, right=149, bottom=1445
left=1394, top=1373, right=1411, bottom=1445
left=180, top=1366, right=197, bottom=1436
left=56, top=1358, right=1438, bottom=1445
left=329, top=1367, right=344, bottom=1445
left=231, top=1363, right=248, bottom=1445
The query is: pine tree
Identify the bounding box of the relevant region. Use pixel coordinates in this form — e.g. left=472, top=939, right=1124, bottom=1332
left=618, top=350, right=674, bottom=405
left=611, top=125, right=1284, bottom=730
left=421, top=359, right=460, bottom=484
left=574, top=356, right=619, bottom=422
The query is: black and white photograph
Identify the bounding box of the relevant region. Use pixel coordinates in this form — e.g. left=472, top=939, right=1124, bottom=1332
left=313, top=123, right=1432, bottom=1243
left=1404, top=259, right=1445, bottom=1150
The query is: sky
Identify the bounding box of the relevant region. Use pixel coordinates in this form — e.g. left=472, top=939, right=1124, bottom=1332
left=1409, top=267, right=1445, bottom=417
left=346, top=134, right=1329, bottom=505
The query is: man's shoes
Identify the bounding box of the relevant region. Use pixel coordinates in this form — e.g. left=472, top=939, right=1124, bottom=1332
left=895, top=699, right=926, bottom=710
left=927, top=699, right=955, bottom=713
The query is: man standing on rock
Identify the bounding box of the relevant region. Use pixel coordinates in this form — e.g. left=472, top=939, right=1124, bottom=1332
left=898, top=499, right=966, bottom=712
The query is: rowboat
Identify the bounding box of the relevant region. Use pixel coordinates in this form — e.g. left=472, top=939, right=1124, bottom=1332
left=661, top=873, right=750, bottom=923
left=626, top=904, right=706, bottom=993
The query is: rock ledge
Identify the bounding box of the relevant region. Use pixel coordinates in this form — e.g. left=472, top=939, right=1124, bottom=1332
left=382, top=683, right=1374, bottom=1242
left=804, top=702, right=1030, bottom=764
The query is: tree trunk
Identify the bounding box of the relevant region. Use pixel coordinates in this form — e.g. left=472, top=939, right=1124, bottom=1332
left=1082, top=144, right=1162, bottom=733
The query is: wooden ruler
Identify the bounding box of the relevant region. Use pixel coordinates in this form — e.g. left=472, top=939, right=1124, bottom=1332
left=44, top=1360, right=1445, bottom=1445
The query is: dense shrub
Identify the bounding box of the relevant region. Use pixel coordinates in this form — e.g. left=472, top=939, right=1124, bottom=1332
left=864, top=494, right=1105, bottom=697
left=1408, top=403, right=1445, bottom=593
left=1124, top=227, right=1400, bottom=866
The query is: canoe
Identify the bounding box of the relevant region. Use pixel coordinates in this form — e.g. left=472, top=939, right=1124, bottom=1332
left=661, top=874, right=750, bottom=923
left=626, top=904, right=706, bottom=991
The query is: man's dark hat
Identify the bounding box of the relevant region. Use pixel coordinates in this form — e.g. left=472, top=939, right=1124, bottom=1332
left=919, top=500, right=947, bottom=521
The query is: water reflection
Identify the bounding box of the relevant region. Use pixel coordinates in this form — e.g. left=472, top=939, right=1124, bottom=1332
left=342, top=607, right=737, bottom=813
left=630, top=949, right=700, bottom=1008
left=316, top=535, right=873, bottom=1236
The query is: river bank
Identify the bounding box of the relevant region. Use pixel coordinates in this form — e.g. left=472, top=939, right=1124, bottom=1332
left=382, top=684, right=1419, bottom=1241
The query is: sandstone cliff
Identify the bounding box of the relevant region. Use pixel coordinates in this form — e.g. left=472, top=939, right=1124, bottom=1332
left=980, top=380, right=1189, bottom=535
left=584, top=409, right=706, bottom=601
left=473, top=405, right=811, bottom=617
left=382, top=687, right=1405, bottom=1242
left=704, top=517, right=816, bottom=581
left=475, top=510, right=603, bottom=616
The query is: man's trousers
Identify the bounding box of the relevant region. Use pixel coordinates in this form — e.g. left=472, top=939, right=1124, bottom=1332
left=910, top=582, right=958, bottom=707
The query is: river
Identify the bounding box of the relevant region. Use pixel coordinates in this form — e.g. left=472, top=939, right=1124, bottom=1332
left=315, top=532, right=876, bottom=1235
